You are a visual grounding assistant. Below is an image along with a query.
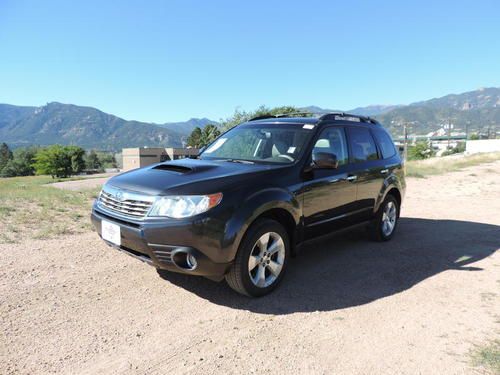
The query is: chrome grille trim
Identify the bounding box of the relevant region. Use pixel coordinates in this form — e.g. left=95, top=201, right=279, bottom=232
left=98, top=185, right=155, bottom=218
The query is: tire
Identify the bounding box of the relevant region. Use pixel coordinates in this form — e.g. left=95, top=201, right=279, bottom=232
left=368, top=194, right=400, bottom=242
left=225, top=219, right=290, bottom=297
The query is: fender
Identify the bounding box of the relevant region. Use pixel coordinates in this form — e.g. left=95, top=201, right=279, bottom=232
left=222, top=187, right=301, bottom=262
left=373, top=168, right=405, bottom=214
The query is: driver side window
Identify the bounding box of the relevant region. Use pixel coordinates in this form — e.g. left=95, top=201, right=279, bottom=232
left=313, top=127, right=349, bottom=166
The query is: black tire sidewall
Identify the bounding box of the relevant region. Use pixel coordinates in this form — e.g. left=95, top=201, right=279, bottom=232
left=237, top=219, right=290, bottom=297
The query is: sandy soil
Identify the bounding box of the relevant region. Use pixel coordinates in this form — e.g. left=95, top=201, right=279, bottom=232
left=1, top=162, right=499, bottom=374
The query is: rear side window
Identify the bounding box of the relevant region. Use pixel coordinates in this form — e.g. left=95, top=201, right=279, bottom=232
left=372, top=128, right=397, bottom=159
left=347, top=127, right=378, bottom=162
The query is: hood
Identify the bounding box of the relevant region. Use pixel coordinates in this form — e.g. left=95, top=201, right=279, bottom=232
left=106, top=158, right=284, bottom=195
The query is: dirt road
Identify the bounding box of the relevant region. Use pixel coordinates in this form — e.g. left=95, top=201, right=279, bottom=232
left=1, top=163, right=499, bottom=374
left=49, top=173, right=117, bottom=191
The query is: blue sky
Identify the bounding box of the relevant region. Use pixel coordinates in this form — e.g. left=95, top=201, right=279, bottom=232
left=0, top=0, right=499, bottom=122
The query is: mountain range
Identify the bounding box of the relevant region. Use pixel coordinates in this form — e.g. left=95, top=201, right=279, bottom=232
left=1, top=87, right=499, bottom=150
left=0, top=102, right=213, bottom=150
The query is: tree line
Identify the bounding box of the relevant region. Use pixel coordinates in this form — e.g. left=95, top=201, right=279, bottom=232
left=186, top=105, right=301, bottom=148
left=0, top=143, right=118, bottom=178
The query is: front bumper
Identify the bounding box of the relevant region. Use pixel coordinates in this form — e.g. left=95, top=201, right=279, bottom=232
left=91, top=205, right=232, bottom=280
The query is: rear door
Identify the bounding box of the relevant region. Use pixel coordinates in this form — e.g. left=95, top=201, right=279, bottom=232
left=345, top=126, right=385, bottom=222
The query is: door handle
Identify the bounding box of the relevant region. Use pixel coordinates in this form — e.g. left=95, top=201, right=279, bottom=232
left=346, top=175, right=357, bottom=182
left=380, top=169, right=389, bottom=174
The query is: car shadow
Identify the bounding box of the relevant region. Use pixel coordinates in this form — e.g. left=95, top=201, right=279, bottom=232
left=157, top=218, right=500, bottom=314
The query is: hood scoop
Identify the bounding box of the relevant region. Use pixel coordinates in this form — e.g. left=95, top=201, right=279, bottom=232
left=152, top=164, right=193, bottom=173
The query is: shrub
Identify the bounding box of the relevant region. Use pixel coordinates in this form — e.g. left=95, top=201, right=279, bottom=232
left=33, top=145, right=86, bottom=178
left=407, top=141, right=435, bottom=160
left=0, top=147, right=38, bottom=177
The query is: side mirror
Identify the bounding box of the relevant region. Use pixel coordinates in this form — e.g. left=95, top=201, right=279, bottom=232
left=312, top=151, right=338, bottom=169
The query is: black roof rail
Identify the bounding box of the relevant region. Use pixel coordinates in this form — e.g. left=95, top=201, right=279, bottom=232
left=248, top=112, right=315, bottom=121
left=319, top=112, right=379, bottom=125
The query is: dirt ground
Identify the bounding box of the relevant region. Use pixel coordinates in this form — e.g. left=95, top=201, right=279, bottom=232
left=1, top=162, right=499, bottom=374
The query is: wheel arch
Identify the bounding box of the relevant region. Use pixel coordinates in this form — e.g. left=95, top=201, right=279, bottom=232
left=374, top=175, right=404, bottom=214
left=226, top=188, right=301, bottom=261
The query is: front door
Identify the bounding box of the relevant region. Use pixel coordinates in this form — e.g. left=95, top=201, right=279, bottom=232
left=302, top=126, right=357, bottom=239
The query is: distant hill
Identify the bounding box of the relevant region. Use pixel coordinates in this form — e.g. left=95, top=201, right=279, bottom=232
left=410, top=87, right=500, bottom=110
left=159, top=118, right=216, bottom=135
left=348, top=105, right=403, bottom=116
left=304, top=88, right=500, bottom=136
left=0, top=102, right=216, bottom=151
left=301, top=105, right=401, bottom=116
left=300, top=105, right=340, bottom=114
left=375, top=87, right=500, bottom=136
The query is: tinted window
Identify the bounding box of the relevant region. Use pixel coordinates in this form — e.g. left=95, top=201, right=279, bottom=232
left=373, top=128, right=396, bottom=159
left=313, top=127, right=348, bottom=166
left=347, top=127, right=378, bottom=162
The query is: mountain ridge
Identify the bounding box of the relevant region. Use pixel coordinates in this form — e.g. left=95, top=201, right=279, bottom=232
left=0, top=102, right=190, bottom=151
left=1, top=87, right=498, bottom=149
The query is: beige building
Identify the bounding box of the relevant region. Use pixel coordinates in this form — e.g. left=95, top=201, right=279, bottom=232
left=122, top=147, right=199, bottom=171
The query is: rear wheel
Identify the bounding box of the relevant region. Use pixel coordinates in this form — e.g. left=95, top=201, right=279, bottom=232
left=225, top=219, right=289, bottom=297
left=369, top=194, right=400, bottom=241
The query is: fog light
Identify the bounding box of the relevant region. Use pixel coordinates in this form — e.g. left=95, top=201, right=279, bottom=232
left=186, top=254, right=197, bottom=270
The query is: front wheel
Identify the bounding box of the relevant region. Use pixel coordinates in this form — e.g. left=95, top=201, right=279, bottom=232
left=369, top=194, right=400, bottom=241
left=225, top=219, right=290, bottom=297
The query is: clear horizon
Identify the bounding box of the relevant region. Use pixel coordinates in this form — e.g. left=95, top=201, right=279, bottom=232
left=1, top=0, right=499, bottom=122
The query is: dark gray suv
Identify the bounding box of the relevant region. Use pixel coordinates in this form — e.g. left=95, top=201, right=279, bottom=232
left=91, top=113, right=405, bottom=297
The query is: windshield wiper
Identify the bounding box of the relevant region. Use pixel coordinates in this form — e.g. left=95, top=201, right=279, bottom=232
left=224, top=159, right=255, bottom=165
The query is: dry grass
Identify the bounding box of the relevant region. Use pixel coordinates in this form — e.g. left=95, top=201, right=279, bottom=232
left=471, top=339, right=500, bottom=374
left=0, top=176, right=100, bottom=243
left=406, top=152, right=500, bottom=178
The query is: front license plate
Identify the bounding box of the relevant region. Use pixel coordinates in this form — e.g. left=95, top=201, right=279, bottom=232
left=102, top=220, right=121, bottom=246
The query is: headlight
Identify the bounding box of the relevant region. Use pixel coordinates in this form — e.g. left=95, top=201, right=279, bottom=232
left=148, top=193, right=223, bottom=218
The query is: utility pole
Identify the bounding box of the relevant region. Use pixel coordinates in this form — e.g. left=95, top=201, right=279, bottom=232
left=403, top=122, right=408, bottom=173
left=447, top=118, right=452, bottom=148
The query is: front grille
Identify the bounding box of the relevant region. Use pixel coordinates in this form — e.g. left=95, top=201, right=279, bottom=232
left=99, top=189, right=154, bottom=218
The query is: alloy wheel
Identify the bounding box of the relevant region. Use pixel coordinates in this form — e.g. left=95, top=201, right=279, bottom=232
left=381, top=201, right=397, bottom=236
left=248, top=232, right=285, bottom=288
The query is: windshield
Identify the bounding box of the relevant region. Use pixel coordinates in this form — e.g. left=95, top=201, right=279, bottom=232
left=200, top=123, right=316, bottom=164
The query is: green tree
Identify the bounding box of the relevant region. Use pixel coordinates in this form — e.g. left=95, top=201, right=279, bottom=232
left=68, top=146, right=86, bottom=174
left=33, top=145, right=86, bottom=178
left=0, top=142, right=13, bottom=172
left=408, top=141, right=435, bottom=160
left=0, top=147, right=38, bottom=177
left=469, top=133, right=480, bottom=140
left=96, top=151, right=117, bottom=169
left=187, top=124, right=221, bottom=148
left=201, top=124, right=221, bottom=146
left=186, top=127, right=202, bottom=148
left=85, top=150, right=102, bottom=170
left=220, top=105, right=301, bottom=131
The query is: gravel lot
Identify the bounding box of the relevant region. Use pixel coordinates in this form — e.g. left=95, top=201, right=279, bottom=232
left=1, top=162, right=499, bottom=374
